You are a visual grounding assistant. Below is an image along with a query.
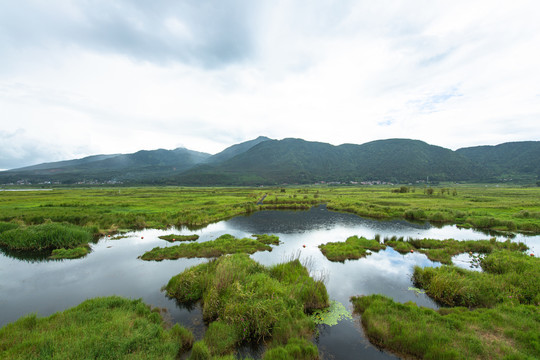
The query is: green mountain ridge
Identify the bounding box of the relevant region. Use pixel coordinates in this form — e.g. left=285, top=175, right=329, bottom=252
left=1, top=138, right=538, bottom=185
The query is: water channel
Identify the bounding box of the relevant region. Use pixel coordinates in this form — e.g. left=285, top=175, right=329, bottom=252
left=1, top=206, right=538, bottom=359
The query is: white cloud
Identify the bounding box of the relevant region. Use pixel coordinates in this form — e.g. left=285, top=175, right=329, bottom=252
left=0, top=0, right=539, bottom=168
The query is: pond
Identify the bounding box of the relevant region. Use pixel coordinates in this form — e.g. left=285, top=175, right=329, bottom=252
left=1, top=205, right=538, bottom=359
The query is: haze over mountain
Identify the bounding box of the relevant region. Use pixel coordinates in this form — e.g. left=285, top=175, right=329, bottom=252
left=1, top=138, right=538, bottom=186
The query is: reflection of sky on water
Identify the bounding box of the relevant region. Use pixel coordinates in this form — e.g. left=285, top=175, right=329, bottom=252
left=1, top=207, right=538, bottom=360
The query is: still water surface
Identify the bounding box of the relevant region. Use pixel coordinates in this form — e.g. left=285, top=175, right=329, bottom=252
left=1, top=206, right=538, bottom=359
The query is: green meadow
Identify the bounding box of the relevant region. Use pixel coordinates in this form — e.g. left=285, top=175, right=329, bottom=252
left=0, top=185, right=539, bottom=236
left=0, top=185, right=539, bottom=239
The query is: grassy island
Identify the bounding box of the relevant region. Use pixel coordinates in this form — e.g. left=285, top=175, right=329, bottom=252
left=386, top=237, right=528, bottom=264
left=158, top=234, right=199, bottom=242
left=141, top=234, right=278, bottom=261
left=49, top=245, right=90, bottom=259
left=0, top=296, right=194, bottom=359
left=164, top=253, right=328, bottom=358
left=319, top=236, right=386, bottom=262
left=0, top=222, right=94, bottom=259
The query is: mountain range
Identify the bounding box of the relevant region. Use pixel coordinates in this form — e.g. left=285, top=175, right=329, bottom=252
left=1, top=137, right=539, bottom=185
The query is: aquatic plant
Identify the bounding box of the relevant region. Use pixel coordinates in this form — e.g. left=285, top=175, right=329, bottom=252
left=311, top=300, right=352, bottom=326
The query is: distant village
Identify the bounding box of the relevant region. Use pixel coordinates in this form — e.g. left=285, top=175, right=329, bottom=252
left=2, top=179, right=124, bottom=186
left=3, top=179, right=433, bottom=187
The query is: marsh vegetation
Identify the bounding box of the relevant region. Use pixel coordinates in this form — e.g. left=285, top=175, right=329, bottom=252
left=0, top=185, right=539, bottom=359
left=0, top=296, right=194, bottom=359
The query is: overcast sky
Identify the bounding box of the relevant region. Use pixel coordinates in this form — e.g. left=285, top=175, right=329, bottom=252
left=1, top=1, right=539, bottom=170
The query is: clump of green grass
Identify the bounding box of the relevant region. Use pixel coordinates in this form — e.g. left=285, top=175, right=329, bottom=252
left=262, top=337, right=319, bottom=360
left=385, top=238, right=415, bottom=254
left=0, top=223, right=93, bottom=251
left=0, top=296, right=193, bottom=359
left=49, top=245, right=90, bottom=259
left=158, top=234, right=199, bottom=242
left=141, top=234, right=278, bottom=261
left=189, top=341, right=211, bottom=360
left=413, top=250, right=540, bottom=307
left=164, top=253, right=328, bottom=357
left=351, top=294, right=540, bottom=360
left=318, top=236, right=386, bottom=262
left=0, top=221, right=19, bottom=234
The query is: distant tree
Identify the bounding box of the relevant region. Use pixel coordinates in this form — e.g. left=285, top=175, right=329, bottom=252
left=426, top=188, right=434, bottom=195
left=391, top=186, right=409, bottom=193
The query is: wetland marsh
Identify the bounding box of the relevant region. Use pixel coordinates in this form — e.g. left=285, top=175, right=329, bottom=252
left=0, top=186, right=539, bottom=359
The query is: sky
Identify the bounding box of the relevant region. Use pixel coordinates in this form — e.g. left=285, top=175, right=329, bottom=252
left=1, top=1, right=539, bottom=170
